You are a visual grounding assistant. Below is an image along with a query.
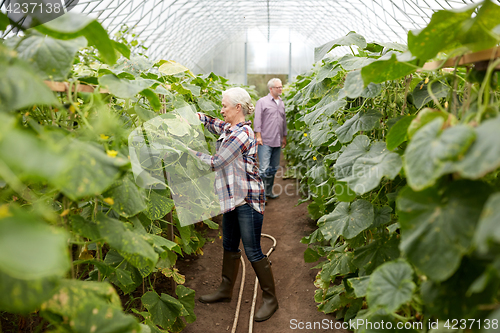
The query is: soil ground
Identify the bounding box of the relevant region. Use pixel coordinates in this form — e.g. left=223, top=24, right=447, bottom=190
left=0, top=154, right=350, bottom=333
left=177, top=154, right=350, bottom=333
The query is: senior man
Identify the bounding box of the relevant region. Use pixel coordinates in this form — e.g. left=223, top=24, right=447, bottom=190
left=254, top=78, right=287, bottom=200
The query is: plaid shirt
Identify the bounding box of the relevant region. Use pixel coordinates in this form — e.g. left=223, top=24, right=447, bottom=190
left=196, top=113, right=265, bottom=214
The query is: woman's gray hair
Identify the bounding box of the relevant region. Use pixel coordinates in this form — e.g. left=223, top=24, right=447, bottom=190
left=222, top=87, right=255, bottom=116
left=267, top=78, right=282, bottom=90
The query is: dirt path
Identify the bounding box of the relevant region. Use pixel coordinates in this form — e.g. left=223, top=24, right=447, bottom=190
left=176, top=154, right=349, bottom=333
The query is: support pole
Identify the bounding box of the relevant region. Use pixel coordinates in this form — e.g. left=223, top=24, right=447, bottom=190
left=244, top=42, right=248, bottom=85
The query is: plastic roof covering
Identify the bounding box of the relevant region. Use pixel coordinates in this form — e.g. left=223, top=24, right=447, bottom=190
left=72, top=0, right=480, bottom=76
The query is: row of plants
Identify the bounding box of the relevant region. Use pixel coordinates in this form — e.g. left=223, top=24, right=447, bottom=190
left=284, top=0, right=500, bottom=331
left=0, top=9, right=254, bottom=332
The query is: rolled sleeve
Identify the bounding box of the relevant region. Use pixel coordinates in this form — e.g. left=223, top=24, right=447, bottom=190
left=197, top=130, right=249, bottom=171
left=197, top=112, right=225, bottom=135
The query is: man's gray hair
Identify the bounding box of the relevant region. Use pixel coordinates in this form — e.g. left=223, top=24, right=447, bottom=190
left=222, top=87, right=255, bottom=116
left=267, top=78, right=282, bottom=90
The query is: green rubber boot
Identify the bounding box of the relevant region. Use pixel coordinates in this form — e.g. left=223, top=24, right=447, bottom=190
left=252, top=256, right=279, bottom=322
left=199, top=250, right=241, bottom=303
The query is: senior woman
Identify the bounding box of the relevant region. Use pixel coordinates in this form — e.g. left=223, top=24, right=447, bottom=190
left=193, top=87, right=278, bottom=322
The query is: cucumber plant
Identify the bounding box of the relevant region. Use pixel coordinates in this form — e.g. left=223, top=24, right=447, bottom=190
left=285, top=1, right=500, bottom=331
left=0, top=11, right=257, bottom=332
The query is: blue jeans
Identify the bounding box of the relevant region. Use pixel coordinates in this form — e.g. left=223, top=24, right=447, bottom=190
left=258, top=144, right=281, bottom=178
left=223, top=204, right=265, bottom=263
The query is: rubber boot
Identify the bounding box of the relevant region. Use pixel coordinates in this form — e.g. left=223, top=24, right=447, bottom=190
left=252, top=256, right=279, bottom=322
left=264, top=175, right=279, bottom=199
left=199, top=250, right=241, bottom=303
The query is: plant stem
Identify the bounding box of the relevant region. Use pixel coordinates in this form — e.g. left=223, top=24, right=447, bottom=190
left=476, top=58, right=500, bottom=123
left=427, top=78, right=447, bottom=113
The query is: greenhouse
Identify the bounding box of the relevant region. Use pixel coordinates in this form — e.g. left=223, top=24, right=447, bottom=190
left=1, top=0, right=500, bottom=332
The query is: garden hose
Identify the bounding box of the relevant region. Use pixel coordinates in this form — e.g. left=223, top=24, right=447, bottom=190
left=231, top=233, right=277, bottom=333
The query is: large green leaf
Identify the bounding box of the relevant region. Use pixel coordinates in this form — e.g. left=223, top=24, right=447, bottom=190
left=320, top=250, right=356, bottom=281
left=176, top=285, right=196, bottom=323
left=404, top=118, right=476, bottom=191
left=0, top=271, right=59, bottom=314
left=96, top=213, right=158, bottom=277
left=36, top=13, right=118, bottom=65
left=0, top=47, right=58, bottom=112
left=15, top=34, right=86, bottom=80
left=366, top=259, right=416, bottom=313
left=353, top=234, right=400, bottom=275
left=0, top=121, right=70, bottom=183
left=411, top=80, right=449, bottom=109
left=71, top=301, right=140, bottom=333
left=460, top=0, right=500, bottom=52
left=112, top=41, right=131, bottom=59
left=407, top=2, right=499, bottom=62
left=56, top=141, right=122, bottom=200
left=182, top=83, right=201, bottom=97
left=104, top=250, right=143, bottom=294
left=347, top=276, right=370, bottom=298
left=105, top=175, right=147, bottom=217
left=76, top=259, right=136, bottom=293
left=396, top=181, right=491, bottom=282
left=133, top=104, right=157, bottom=122
left=41, top=279, right=140, bottom=332
left=316, top=62, right=342, bottom=82
left=334, top=181, right=357, bottom=202
left=407, top=108, right=451, bottom=139
left=197, top=97, right=219, bottom=111
left=310, top=127, right=334, bottom=147
left=474, top=192, right=500, bottom=254
left=0, top=12, right=9, bottom=31
left=145, top=190, right=175, bottom=220
left=456, top=116, right=500, bottom=179
left=360, top=83, right=382, bottom=98
left=338, top=55, right=375, bottom=71
left=386, top=115, right=415, bottom=150
left=317, top=284, right=350, bottom=314
left=99, top=75, right=156, bottom=99
left=147, top=114, right=192, bottom=137
left=158, top=60, right=190, bottom=75
left=373, top=42, right=407, bottom=52
left=334, top=135, right=371, bottom=179
left=361, top=51, right=418, bottom=85
left=303, top=99, right=346, bottom=126
left=114, top=55, right=154, bottom=76
left=341, top=142, right=402, bottom=195
left=132, top=218, right=181, bottom=255
left=303, top=77, right=329, bottom=100
left=343, top=70, right=364, bottom=98
left=407, top=5, right=475, bottom=62
left=70, top=215, right=100, bottom=241
left=140, top=88, right=162, bottom=111
left=373, top=206, right=393, bottom=228
left=171, top=82, right=192, bottom=96
left=0, top=209, right=70, bottom=280
left=335, top=110, right=382, bottom=143
left=315, top=31, right=367, bottom=61
left=318, top=199, right=374, bottom=241
left=142, top=291, right=189, bottom=330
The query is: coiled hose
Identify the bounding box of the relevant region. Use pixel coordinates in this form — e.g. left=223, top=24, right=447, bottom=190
left=231, top=233, right=277, bottom=333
